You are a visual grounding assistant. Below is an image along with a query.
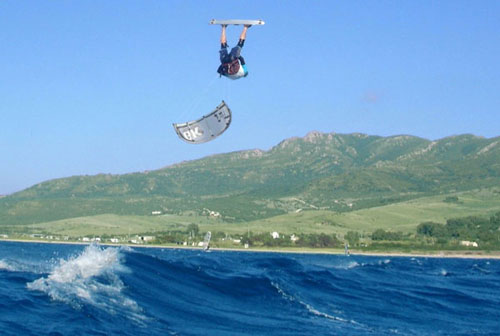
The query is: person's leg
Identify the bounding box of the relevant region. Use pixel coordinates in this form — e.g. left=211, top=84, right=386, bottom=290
left=239, top=25, right=250, bottom=42
left=237, top=25, right=250, bottom=47
left=219, top=25, right=229, bottom=63
left=220, top=24, right=228, bottom=48
left=229, top=25, right=250, bottom=60
left=220, top=47, right=229, bottom=63
left=229, top=46, right=241, bottom=60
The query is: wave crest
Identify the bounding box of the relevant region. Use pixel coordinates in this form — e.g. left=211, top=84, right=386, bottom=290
left=27, top=244, right=145, bottom=322
left=0, top=259, right=13, bottom=271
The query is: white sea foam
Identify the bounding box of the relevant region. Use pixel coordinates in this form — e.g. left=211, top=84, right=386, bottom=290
left=411, top=258, right=423, bottom=265
left=27, top=244, right=145, bottom=323
left=323, top=259, right=389, bottom=271
left=271, top=282, right=295, bottom=302
left=271, top=281, right=360, bottom=326
left=335, top=261, right=361, bottom=269
left=302, top=301, right=348, bottom=322
left=312, top=261, right=361, bottom=270
left=348, top=261, right=361, bottom=268
left=0, top=258, right=46, bottom=273
left=0, top=259, right=13, bottom=271
left=301, top=298, right=364, bottom=326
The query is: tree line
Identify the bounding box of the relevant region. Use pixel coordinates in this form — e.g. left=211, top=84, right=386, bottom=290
left=366, top=212, right=500, bottom=249
left=416, top=212, right=500, bottom=244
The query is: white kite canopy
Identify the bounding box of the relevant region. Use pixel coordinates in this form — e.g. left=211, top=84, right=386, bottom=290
left=210, top=19, right=265, bottom=26
left=173, top=101, right=232, bottom=144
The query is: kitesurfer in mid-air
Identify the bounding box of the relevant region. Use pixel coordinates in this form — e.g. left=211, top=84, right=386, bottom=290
left=217, top=24, right=250, bottom=80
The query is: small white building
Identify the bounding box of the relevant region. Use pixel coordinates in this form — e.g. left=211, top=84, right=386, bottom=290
left=140, top=236, right=155, bottom=242
left=271, top=232, right=280, bottom=239
left=203, top=208, right=221, bottom=218
left=290, top=234, right=299, bottom=242
left=82, top=237, right=90, bottom=242
left=151, top=211, right=162, bottom=215
left=460, top=240, right=479, bottom=247
left=210, top=211, right=221, bottom=218
left=109, top=238, right=119, bottom=243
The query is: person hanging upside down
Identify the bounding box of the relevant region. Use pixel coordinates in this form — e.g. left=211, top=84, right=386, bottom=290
left=217, top=25, right=250, bottom=80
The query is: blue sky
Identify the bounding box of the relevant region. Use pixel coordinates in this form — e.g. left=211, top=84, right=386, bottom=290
left=1, top=1, right=499, bottom=194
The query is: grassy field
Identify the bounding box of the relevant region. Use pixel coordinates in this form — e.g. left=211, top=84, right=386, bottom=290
left=242, top=188, right=500, bottom=236
left=6, top=188, right=499, bottom=239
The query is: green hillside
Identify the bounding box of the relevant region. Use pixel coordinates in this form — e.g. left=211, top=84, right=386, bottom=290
left=6, top=189, right=500, bottom=240
left=1, top=132, right=499, bottom=231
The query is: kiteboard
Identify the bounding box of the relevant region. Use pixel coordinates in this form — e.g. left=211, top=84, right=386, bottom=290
left=210, top=19, right=265, bottom=26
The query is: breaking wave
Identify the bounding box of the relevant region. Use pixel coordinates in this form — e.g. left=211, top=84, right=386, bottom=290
left=27, top=244, right=145, bottom=323
left=0, top=259, right=13, bottom=271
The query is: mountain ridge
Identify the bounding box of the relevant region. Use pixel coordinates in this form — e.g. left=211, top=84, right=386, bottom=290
left=1, top=131, right=499, bottom=225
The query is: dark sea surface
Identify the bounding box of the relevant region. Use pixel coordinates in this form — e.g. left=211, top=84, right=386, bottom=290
left=0, top=241, right=499, bottom=335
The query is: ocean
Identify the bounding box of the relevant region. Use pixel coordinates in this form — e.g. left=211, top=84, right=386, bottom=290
left=0, top=241, right=499, bottom=335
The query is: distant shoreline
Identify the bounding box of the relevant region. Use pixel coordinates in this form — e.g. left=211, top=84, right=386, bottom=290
left=2, top=238, right=500, bottom=259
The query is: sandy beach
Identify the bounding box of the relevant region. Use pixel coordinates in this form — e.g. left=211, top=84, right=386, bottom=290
left=2, top=238, right=500, bottom=259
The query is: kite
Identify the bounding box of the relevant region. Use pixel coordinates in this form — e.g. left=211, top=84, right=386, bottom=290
left=173, top=101, right=232, bottom=144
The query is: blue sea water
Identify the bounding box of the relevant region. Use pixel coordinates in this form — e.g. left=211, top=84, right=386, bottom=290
left=0, top=241, right=499, bottom=336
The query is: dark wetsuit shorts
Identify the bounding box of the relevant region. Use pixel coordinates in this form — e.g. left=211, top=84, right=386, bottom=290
left=219, top=40, right=245, bottom=65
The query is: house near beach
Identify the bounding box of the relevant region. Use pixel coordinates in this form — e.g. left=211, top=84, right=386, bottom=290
left=460, top=240, right=478, bottom=247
